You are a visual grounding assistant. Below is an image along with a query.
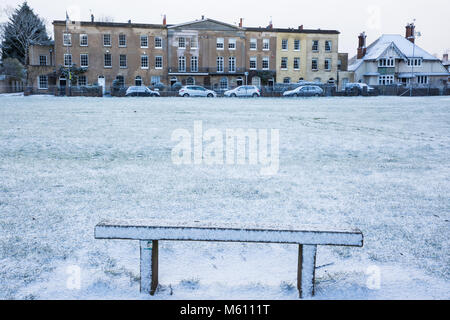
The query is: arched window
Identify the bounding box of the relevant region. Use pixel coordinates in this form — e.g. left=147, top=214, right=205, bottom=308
left=299, top=77, right=304, bottom=82
left=283, top=77, right=291, bottom=84
left=186, top=77, right=195, bottom=85
left=220, top=77, right=228, bottom=89
left=328, top=78, right=335, bottom=84
left=236, top=77, right=243, bottom=87
left=314, top=77, right=321, bottom=83
left=135, top=76, right=142, bottom=86
left=252, top=76, right=261, bottom=87
left=170, top=77, right=177, bottom=86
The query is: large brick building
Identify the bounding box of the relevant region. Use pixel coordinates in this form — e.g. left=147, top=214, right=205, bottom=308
left=28, top=16, right=342, bottom=94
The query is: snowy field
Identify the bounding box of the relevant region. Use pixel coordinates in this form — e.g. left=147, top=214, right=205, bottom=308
left=0, top=95, right=449, bottom=300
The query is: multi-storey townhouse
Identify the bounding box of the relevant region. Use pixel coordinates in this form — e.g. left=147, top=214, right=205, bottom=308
left=166, top=17, right=247, bottom=90
left=244, top=27, right=277, bottom=87
left=28, top=16, right=343, bottom=94
left=52, top=18, right=167, bottom=94
left=275, top=27, right=340, bottom=84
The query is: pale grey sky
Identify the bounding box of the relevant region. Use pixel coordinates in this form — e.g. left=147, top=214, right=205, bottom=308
left=1, top=0, right=449, bottom=58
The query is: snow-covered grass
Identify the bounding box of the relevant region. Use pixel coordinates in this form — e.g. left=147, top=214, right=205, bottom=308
left=0, top=95, right=449, bottom=300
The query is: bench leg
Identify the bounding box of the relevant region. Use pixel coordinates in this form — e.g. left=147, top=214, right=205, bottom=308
left=297, top=244, right=317, bottom=299
left=140, top=240, right=159, bottom=295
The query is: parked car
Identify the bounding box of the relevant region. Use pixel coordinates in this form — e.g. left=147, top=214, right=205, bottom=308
left=345, top=83, right=375, bottom=95
left=125, top=86, right=160, bottom=97
left=224, top=85, right=261, bottom=97
left=283, top=85, right=324, bottom=97
left=179, top=86, right=217, bottom=97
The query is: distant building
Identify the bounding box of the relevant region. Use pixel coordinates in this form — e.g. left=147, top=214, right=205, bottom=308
left=273, top=27, right=340, bottom=85
left=348, top=24, right=449, bottom=88
left=28, top=15, right=343, bottom=94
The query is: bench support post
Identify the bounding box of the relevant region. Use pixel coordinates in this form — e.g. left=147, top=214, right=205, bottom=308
left=297, top=244, right=317, bottom=299
left=140, top=240, right=159, bottom=295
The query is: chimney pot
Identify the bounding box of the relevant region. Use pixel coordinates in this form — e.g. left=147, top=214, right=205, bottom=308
left=406, top=22, right=415, bottom=43
left=163, top=14, right=167, bottom=26
left=444, top=54, right=449, bottom=62
left=299, top=25, right=303, bottom=30
left=91, top=14, right=94, bottom=22
left=357, top=32, right=367, bottom=59
left=239, top=18, right=243, bottom=28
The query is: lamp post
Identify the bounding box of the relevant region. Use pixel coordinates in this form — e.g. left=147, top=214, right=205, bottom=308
left=408, top=20, right=421, bottom=97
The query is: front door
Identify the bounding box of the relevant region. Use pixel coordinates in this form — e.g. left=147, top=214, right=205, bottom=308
left=98, top=76, right=106, bottom=95
left=59, top=77, right=67, bottom=96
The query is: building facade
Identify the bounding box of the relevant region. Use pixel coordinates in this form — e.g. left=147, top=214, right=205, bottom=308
left=274, top=28, right=339, bottom=84
left=348, top=24, right=449, bottom=88
left=28, top=16, right=342, bottom=94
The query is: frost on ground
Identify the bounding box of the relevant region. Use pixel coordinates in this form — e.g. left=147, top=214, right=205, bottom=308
left=0, top=95, right=449, bottom=300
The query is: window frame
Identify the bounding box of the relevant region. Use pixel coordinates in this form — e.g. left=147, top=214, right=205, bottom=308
left=249, top=57, right=257, bottom=70
left=217, top=56, right=224, bottom=72
left=103, top=34, right=111, bottom=47
left=228, top=38, right=236, bottom=50
left=216, top=38, right=224, bottom=50
left=281, top=39, right=288, bottom=51
left=250, top=38, right=257, bottom=51
left=155, top=37, right=163, bottom=49
left=324, top=58, right=332, bottom=71
left=141, top=55, right=149, bottom=69
left=178, top=37, right=186, bottom=49
left=80, top=54, right=89, bottom=68
left=38, top=75, right=48, bottom=89
left=190, top=56, right=198, bottom=72
left=78, top=75, right=87, bottom=86
left=294, top=39, right=301, bottom=51
left=64, top=53, right=72, bottom=67
left=80, top=34, right=88, bottom=47
left=228, top=56, right=236, bottom=73
left=140, top=35, right=148, bottom=48
left=155, top=56, right=163, bottom=69
left=119, top=34, right=127, bottom=47
left=312, top=40, right=319, bottom=52
left=281, top=57, right=288, bottom=70
left=325, top=40, right=332, bottom=52
left=262, top=57, right=270, bottom=70
left=293, top=57, right=300, bottom=70
left=312, top=58, right=318, bottom=71
left=178, top=56, right=186, bottom=72
left=119, top=54, right=127, bottom=68
left=263, top=39, right=270, bottom=51
left=63, top=33, right=72, bottom=46
left=39, top=55, right=47, bottom=66
left=104, top=53, right=112, bottom=68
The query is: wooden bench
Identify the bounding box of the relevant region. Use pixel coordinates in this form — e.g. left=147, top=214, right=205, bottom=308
left=94, top=220, right=363, bottom=298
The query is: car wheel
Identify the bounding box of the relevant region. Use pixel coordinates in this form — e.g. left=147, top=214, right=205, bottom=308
left=231, top=93, right=237, bottom=97
left=207, top=93, right=214, bottom=97
left=296, top=93, right=300, bottom=97
left=252, top=93, right=258, bottom=98
left=183, top=93, right=190, bottom=97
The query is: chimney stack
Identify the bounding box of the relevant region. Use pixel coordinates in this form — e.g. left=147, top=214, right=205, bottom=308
left=163, top=14, right=167, bottom=26
left=298, top=25, right=303, bottom=30
left=444, top=54, right=449, bottom=62
left=357, top=32, right=367, bottom=59
left=201, top=15, right=205, bottom=20
left=239, top=18, right=243, bottom=28
left=406, top=23, right=415, bottom=43
left=91, top=14, right=94, bottom=22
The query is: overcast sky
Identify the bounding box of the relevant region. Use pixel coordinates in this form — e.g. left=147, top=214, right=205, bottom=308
left=1, top=0, right=448, bottom=58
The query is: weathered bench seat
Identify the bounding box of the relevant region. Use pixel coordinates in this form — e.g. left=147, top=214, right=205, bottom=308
left=95, top=219, right=363, bottom=298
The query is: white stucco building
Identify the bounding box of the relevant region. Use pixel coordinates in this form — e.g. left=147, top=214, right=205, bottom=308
left=348, top=24, right=449, bottom=88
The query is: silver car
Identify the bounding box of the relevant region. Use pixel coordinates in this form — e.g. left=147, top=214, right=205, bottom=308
left=179, top=86, right=217, bottom=97
left=224, top=85, right=260, bottom=97
left=283, top=85, right=323, bottom=97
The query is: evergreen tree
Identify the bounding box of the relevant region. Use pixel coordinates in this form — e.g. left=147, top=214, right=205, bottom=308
left=1, top=2, right=49, bottom=65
